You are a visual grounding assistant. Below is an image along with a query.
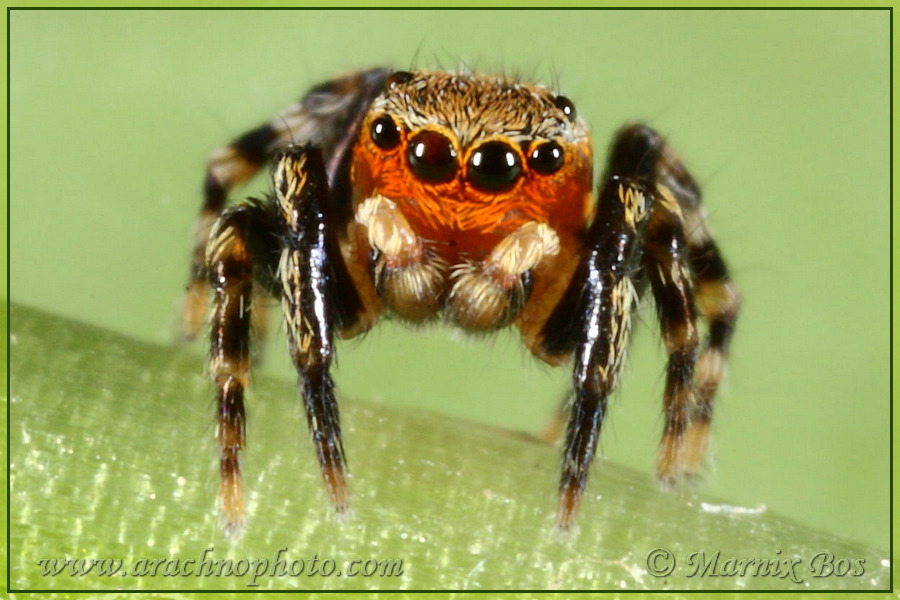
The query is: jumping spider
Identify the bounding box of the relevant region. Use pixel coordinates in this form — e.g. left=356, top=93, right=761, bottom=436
left=182, top=68, right=740, bottom=533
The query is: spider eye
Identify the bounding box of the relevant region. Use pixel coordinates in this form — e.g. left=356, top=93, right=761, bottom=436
left=528, top=141, right=565, bottom=175
left=407, top=130, right=458, bottom=182
left=552, top=95, right=577, bottom=121
left=467, top=141, right=522, bottom=192
left=386, top=70, right=414, bottom=89
left=371, top=115, right=401, bottom=150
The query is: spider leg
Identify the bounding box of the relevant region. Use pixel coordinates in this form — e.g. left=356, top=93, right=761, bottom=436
left=535, top=122, right=725, bottom=527
left=624, top=123, right=741, bottom=478
left=275, top=145, right=358, bottom=514
left=553, top=178, right=650, bottom=529
left=205, top=201, right=280, bottom=534
left=643, top=188, right=701, bottom=485
left=183, top=122, right=282, bottom=342
left=181, top=68, right=391, bottom=341
left=681, top=208, right=740, bottom=476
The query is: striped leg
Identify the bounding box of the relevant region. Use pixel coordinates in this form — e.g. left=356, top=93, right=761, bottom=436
left=275, top=146, right=350, bottom=513
left=556, top=178, right=649, bottom=529
left=206, top=203, right=279, bottom=534
left=181, top=68, right=392, bottom=341
left=183, top=123, right=281, bottom=341
left=638, top=124, right=740, bottom=479
left=643, top=189, right=700, bottom=485
left=682, top=215, right=740, bottom=476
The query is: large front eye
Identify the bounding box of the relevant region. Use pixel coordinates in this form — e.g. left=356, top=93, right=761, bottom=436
left=467, top=141, right=522, bottom=192
left=407, top=130, right=458, bottom=182
left=371, top=115, right=401, bottom=150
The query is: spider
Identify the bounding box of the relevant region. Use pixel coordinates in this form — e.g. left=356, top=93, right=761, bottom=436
left=181, top=67, right=740, bottom=534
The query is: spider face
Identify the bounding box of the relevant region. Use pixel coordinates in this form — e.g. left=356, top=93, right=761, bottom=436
left=352, top=70, right=593, bottom=260
left=183, top=67, right=740, bottom=535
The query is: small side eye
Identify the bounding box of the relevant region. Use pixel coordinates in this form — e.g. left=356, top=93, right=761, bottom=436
left=386, top=70, right=414, bottom=89
left=527, top=141, right=565, bottom=175
left=371, top=115, right=401, bottom=150
left=552, top=95, right=577, bottom=121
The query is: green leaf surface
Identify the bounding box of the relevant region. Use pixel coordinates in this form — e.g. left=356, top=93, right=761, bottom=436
left=7, top=303, right=891, bottom=594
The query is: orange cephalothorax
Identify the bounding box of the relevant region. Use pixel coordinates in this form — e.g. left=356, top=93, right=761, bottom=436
left=351, top=70, right=594, bottom=263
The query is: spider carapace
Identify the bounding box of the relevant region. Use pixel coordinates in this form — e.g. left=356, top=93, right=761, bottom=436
left=181, top=67, right=740, bottom=534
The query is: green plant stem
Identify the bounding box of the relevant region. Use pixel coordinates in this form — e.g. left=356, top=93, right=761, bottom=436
left=7, top=303, right=891, bottom=593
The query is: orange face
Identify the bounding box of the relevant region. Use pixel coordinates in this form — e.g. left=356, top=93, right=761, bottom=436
left=350, top=70, right=594, bottom=262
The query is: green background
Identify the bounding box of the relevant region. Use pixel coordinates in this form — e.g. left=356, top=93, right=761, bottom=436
left=9, top=6, right=890, bottom=558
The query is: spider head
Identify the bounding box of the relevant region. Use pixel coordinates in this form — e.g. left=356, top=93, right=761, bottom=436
left=351, top=70, right=594, bottom=252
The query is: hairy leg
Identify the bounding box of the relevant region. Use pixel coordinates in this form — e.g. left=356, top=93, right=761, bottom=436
left=182, top=68, right=391, bottom=341
left=205, top=202, right=279, bottom=533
